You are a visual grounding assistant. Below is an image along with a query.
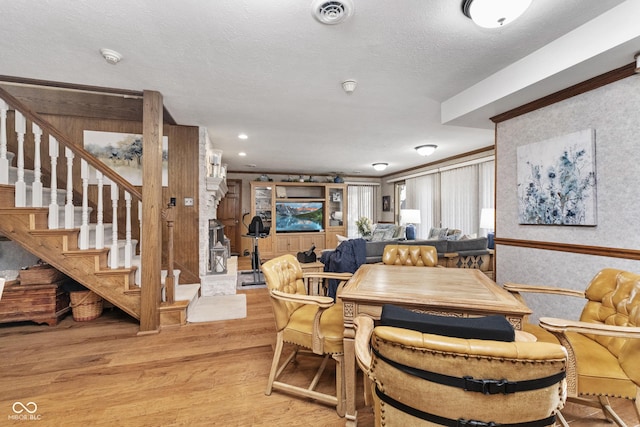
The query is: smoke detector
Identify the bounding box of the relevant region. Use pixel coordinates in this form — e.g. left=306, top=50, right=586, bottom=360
left=312, top=0, right=354, bottom=25
left=100, top=48, right=122, bottom=65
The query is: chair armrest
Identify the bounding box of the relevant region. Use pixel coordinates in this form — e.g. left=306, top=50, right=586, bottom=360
left=443, top=252, right=458, bottom=258
left=270, top=289, right=335, bottom=308
left=302, top=272, right=353, bottom=281
left=354, top=316, right=375, bottom=373
left=503, top=282, right=585, bottom=298
left=540, top=317, right=640, bottom=339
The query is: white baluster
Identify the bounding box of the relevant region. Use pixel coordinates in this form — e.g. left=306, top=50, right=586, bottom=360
left=95, top=172, right=105, bottom=249
left=0, top=100, right=8, bottom=184
left=124, top=191, right=132, bottom=268
left=79, top=160, right=89, bottom=249
left=31, top=123, right=43, bottom=207
left=110, top=182, right=119, bottom=269
left=14, top=111, right=26, bottom=207
left=48, top=136, right=59, bottom=229
left=64, top=147, right=75, bottom=229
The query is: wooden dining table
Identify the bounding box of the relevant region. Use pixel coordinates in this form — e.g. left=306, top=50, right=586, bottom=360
left=339, top=264, right=532, bottom=426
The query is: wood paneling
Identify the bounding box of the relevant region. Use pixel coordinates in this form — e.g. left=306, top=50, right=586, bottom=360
left=495, top=238, right=640, bottom=260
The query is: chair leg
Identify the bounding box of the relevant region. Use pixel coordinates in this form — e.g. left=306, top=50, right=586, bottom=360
left=597, top=396, right=627, bottom=427
left=555, top=410, right=569, bottom=427
left=333, top=353, right=346, bottom=417
left=265, top=331, right=284, bottom=395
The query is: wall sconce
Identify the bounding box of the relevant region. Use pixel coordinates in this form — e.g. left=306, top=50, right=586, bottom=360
left=462, top=0, right=532, bottom=28
left=415, top=144, right=437, bottom=156
left=372, top=162, right=388, bottom=171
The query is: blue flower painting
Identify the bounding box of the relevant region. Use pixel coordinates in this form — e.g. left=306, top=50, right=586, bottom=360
left=517, top=129, right=596, bottom=226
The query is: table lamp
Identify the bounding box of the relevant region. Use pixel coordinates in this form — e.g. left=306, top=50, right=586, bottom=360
left=400, top=209, right=421, bottom=240
left=480, top=208, right=495, bottom=249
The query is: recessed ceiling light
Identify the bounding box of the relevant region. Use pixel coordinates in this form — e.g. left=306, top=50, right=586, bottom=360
left=239, top=152, right=247, bottom=156
left=372, top=163, right=388, bottom=171
left=238, top=133, right=248, bottom=140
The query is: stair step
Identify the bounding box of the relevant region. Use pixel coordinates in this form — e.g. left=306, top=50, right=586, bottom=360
left=130, top=256, right=181, bottom=287
left=106, top=239, right=139, bottom=267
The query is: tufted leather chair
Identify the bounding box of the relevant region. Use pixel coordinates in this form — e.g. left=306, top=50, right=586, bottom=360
left=382, top=245, right=438, bottom=267
left=354, top=315, right=568, bottom=427
left=262, top=254, right=353, bottom=415
left=504, top=268, right=640, bottom=426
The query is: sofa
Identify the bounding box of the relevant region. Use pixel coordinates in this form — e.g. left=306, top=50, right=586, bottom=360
left=363, top=226, right=493, bottom=278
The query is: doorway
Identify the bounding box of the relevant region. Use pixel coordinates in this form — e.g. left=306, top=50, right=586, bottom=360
left=217, top=179, right=242, bottom=255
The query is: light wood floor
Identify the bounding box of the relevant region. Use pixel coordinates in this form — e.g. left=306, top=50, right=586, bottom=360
left=0, top=257, right=638, bottom=426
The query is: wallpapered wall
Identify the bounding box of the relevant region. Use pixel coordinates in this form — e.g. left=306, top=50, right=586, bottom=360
left=495, top=73, right=640, bottom=321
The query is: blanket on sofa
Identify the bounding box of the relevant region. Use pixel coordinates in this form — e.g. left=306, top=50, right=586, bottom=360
left=320, top=238, right=366, bottom=300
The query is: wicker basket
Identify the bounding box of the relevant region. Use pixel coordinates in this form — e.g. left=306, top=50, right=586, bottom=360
left=69, top=291, right=103, bottom=322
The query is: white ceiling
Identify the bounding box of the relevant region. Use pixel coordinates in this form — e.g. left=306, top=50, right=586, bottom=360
left=1, top=0, right=638, bottom=177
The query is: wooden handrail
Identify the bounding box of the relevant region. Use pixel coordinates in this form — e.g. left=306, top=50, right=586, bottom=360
left=0, top=85, right=142, bottom=201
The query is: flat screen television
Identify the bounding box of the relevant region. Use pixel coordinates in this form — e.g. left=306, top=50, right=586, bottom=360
left=275, top=202, right=323, bottom=232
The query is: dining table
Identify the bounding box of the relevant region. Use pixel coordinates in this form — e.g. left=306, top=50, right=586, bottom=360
left=339, top=264, right=532, bottom=426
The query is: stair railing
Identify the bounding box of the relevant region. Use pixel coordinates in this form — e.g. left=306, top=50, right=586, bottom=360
left=0, top=86, right=144, bottom=272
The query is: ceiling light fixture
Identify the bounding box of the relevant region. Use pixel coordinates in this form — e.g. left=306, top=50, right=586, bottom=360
left=372, top=163, right=388, bottom=171
left=461, top=0, right=532, bottom=28
left=238, top=152, right=247, bottom=157
left=415, top=144, right=438, bottom=156
left=238, top=133, right=248, bottom=140
left=342, top=80, right=357, bottom=94
left=100, top=48, right=122, bottom=65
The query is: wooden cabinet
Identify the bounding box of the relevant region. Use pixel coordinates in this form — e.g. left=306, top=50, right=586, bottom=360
left=250, top=181, right=347, bottom=259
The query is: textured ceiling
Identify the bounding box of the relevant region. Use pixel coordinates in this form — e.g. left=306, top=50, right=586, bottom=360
left=0, top=0, right=634, bottom=177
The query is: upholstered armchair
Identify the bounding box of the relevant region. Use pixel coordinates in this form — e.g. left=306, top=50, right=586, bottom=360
left=262, top=254, right=353, bottom=416
left=504, top=268, right=640, bottom=426
left=381, top=245, right=438, bottom=267
left=354, top=312, right=568, bottom=427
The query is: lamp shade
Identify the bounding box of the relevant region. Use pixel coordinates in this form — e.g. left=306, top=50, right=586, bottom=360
left=400, top=209, right=421, bottom=225
left=462, top=0, right=532, bottom=28
left=480, top=208, right=495, bottom=230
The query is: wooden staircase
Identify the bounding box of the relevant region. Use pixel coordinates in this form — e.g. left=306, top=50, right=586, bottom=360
left=0, top=86, right=197, bottom=332
left=0, top=186, right=140, bottom=319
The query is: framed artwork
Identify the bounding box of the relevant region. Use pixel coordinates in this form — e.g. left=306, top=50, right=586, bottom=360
left=382, top=195, right=391, bottom=212
left=516, top=129, right=596, bottom=225
left=332, top=192, right=342, bottom=202
left=83, top=130, right=168, bottom=187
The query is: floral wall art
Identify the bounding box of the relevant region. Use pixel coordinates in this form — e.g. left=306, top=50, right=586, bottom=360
left=83, top=130, right=168, bottom=186
left=516, top=129, right=596, bottom=226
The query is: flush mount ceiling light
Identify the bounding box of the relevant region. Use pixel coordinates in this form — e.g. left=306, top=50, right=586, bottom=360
left=312, top=0, right=354, bottom=25
left=238, top=133, right=248, bottom=140
left=342, top=80, right=357, bottom=94
left=415, top=144, right=438, bottom=156
left=462, top=0, right=532, bottom=28
left=100, top=48, right=122, bottom=65
left=372, top=162, right=388, bottom=171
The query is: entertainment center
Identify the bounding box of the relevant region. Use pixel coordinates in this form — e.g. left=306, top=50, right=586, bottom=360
left=250, top=181, right=347, bottom=259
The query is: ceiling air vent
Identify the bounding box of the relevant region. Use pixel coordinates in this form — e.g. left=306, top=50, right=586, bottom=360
left=312, top=0, right=354, bottom=25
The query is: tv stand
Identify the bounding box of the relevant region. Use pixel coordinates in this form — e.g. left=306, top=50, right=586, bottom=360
left=250, top=181, right=347, bottom=259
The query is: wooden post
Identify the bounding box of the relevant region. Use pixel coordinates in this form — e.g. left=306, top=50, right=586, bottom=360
left=139, top=90, right=163, bottom=334
left=162, top=206, right=175, bottom=304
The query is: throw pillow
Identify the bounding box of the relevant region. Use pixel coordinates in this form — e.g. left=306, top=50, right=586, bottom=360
left=380, top=304, right=515, bottom=342
left=428, top=227, right=448, bottom=240
left=370, top=228, right=387, bottom=242
left=382, top=227, right=397, bottom=241
left=392, top=225, right=406, bottom=240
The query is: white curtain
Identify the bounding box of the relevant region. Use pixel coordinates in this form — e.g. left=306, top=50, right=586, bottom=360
left=347, top=185, right=377, bottom=238
left=478, top=160, right=495, bottom=236
left=440, top=165, right=479, bottom=235
left=405, top=173, right=439, bottom=239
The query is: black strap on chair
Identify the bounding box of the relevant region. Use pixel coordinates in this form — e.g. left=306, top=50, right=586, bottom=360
left=375, top=386, right=557, bottom=427
left=372, top=346, right=565, bottom=395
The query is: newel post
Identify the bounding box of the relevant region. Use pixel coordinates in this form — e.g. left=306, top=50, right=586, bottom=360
left=139, top=90, right=164, bottom=334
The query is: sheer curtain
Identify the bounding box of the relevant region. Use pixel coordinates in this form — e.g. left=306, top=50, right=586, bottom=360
left=440, top=165, right=479, bottom=235
left=478, top=160, right=495, bottom=237
left=347, top=185, right=378, bottom=238
left=405, top=173, right=440, bottom=239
